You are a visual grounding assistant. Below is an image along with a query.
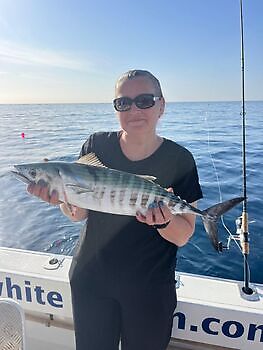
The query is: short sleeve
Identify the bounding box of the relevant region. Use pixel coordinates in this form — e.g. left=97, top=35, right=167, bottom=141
left=79, top=134, right=95, bottom=158
left=172, top=152, right=203, bottom=204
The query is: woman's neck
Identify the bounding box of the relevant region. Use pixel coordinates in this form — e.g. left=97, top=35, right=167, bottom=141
left=119, top=130, right=163, bottom=161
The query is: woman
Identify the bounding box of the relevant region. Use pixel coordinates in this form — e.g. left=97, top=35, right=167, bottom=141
left=28, top=69, right=203, bottom=350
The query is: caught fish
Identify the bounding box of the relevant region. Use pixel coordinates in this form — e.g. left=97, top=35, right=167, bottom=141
left=12, top=153, right=244, bottom=251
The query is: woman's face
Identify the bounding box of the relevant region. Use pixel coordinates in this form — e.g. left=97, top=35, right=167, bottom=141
left=115, top=76, right=165, bottom=136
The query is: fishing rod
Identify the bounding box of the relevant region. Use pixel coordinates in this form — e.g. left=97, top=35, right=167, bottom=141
left=238, top=0, right=253, bottom=296
left=219, top=0, right=254, bottom=296
left=214, top=0, right=254, bottom=296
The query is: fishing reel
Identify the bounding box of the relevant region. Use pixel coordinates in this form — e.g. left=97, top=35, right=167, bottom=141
left=217, top=216, right=244, bottom=252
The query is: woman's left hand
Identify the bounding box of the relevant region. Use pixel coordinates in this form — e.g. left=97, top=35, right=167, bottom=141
left=136, top=188, right=174, bottom=227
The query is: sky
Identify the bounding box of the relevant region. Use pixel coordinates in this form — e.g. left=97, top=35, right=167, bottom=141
left=0, top=0, right=262, bottom=104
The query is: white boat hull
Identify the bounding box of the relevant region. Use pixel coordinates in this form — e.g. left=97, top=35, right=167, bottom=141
left=0, top=247, right=262, bottom=349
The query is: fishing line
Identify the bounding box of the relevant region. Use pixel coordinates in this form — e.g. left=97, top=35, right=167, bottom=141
left=204, top=111, right=243, bottom=254
left=204, top=110, right=251, bottom=282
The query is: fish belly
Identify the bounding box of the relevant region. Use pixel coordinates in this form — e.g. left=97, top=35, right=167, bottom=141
left=67, top=184, right=157, bottom=216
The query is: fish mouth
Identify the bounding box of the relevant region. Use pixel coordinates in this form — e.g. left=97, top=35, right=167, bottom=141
left=11, top=170, right=31, bottom=185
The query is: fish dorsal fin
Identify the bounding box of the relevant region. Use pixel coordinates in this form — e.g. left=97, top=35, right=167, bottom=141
left=76, top=154, right=156, bottom=181
left=136, top=174, right=157, bottom=182
left=76, top=153, right=107, bottom=168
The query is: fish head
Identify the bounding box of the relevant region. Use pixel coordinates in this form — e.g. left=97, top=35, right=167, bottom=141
left=12, top=162, right=61, bottom=186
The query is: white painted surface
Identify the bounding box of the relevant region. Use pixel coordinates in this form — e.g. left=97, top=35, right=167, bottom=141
left=0, top=247, right=262, bottom=349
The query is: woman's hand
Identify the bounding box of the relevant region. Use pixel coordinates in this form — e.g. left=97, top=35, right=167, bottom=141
left=136, top=200, right=173, bottom=227
left=60, top=202, right=88, bottom=222
left=27, top=181, right=88, bottom=222
left=136, top=187, right=197, bottom=246
left=135, top=187, right=174, bottom=227
left=27, top=181, right=61, bottom=205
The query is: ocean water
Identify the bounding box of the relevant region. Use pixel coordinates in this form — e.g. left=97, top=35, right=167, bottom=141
left=0, top=101, right=262, bottom=284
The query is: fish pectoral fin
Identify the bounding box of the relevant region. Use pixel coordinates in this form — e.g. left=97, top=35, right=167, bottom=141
left=65, top=184, right=94, bottom=194
left=136, top=174, right=157, bottom=182
left=76, top=153, right=107, bottom=168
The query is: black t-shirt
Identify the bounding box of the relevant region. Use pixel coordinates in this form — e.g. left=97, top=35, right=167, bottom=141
left=71, top=131, right=203, bottom=288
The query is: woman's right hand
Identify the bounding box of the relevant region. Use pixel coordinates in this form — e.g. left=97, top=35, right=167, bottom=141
left=27, top=182, right=61, bottom=205
left=27, top=182, right=89, bottom=221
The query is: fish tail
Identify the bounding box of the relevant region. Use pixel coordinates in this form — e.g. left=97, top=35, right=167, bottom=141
left=202, top=197, right=244, bottom=251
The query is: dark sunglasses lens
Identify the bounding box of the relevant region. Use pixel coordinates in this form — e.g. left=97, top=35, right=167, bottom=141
left=113, top=94, right=158, bottom=111
left=135, top=94, right=155, bottom=109
left=114, top=97, right=132, bottom=111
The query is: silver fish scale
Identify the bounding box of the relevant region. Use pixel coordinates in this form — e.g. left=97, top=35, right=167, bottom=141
left=93, top=166, right=200, bottom=216
left=80, top=165, right=202, bottom=216
left=87, top=166, right=170, bottom=215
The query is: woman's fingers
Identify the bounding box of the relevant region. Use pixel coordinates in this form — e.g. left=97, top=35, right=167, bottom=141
left=49, top=190, right=61, bottom=205
left=39, top=184, right=50, bottom=202
left=27, top=182, right=46, bottom=198
left=136, top=211, right=146, bottom=223
left=136, top=201, right=172, bottom=226
left=27, top=182, right=61, bottom=205
left=152, top=201, right=172, bottom=224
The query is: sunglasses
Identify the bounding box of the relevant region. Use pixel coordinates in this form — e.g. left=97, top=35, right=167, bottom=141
left=113, top=93, right=161, bottom=112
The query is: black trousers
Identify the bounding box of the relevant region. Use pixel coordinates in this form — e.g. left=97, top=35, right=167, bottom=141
left=70, top=278, right=176, bottom=350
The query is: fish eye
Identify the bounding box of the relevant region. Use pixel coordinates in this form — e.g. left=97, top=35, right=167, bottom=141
left=29, top=169, right=37, bottom=178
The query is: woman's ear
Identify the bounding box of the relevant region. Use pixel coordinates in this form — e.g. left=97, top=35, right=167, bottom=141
left=159, top=97, right=165, bottom=117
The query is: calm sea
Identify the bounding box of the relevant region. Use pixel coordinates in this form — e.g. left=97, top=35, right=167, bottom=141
left=0, top=101, right=262, bottom=284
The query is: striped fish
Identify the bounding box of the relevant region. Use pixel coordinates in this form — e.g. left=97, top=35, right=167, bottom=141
left=12, top=153, right=244, bottom=251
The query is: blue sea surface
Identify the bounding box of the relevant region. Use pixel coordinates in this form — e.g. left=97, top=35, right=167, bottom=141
left=0, top=101, right=262, bottom=284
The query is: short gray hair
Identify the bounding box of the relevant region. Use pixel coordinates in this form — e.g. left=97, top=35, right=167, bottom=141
left=115, top=69, right=163, bottom=97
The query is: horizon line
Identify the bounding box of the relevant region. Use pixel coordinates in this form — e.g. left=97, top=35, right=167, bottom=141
left=0, top=99, right=262, bottom=106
